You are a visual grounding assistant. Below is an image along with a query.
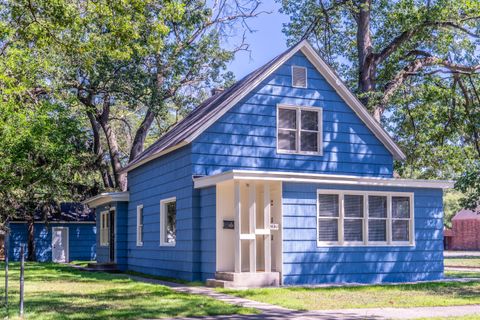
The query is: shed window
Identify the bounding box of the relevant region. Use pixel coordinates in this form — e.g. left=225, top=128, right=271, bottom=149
left=160, top=197, right=176, bottom=246
left=100, top=211, right=109, bottom=246
left=136, top=205, right=144, bottom=246
left=277, top=105, right=322, bottom=155
left=317, top=191, right=414, bottom=246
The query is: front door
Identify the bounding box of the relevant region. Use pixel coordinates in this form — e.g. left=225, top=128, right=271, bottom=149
left=52, top=227, right=69, bottom=263
left=109, top=210, right=115, bottom=262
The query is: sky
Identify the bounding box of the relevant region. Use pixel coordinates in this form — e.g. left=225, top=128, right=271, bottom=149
left=227, top=0, right=289, bottom=79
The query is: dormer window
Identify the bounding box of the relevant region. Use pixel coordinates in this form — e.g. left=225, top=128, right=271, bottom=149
left=277, top=104, right=323, bottom=155
left=292, top=66, right=307, bottom=88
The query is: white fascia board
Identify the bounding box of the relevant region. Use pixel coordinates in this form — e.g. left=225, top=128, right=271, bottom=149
left=193, top=170, right=454, bottom=189
left=82, top=192, right=130, bottom=208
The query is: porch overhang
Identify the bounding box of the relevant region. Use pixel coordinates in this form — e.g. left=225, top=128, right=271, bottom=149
left=193, top=170, right=454, bottom=189
left=82, top=192, right=130, bottom=208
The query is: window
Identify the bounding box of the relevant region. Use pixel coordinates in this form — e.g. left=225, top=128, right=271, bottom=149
left=100, top=211, right=109, bottom=246
left=317, top=194, right=339, bottom=243
left=136, top=205, right=144, bottom=246
left=392, top=196, right=411, bottom=242
left=317, top=191, right=414, bottom=246
left=277, top=105, right=322, bottom=155
left=160, top=197, right=176, bottom=246
left=368, top=196, right=387, bottom=243
left=292, top=66, right=307, bottom=88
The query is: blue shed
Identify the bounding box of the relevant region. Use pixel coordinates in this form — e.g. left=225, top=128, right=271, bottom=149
left=7, top=203, right=96, bottom=263
left=84, top=40, right=452, bottom=287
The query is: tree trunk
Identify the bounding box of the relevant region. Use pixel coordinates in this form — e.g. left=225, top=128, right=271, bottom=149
left=26, top=217, right=35, bottom=261
left=98, top=117, right=128, bottom=191
left=129, top=109, right=156, bottom=162
left=86, top=112, right=114, bottom=188
left=356, top=0, right=376, bottom=108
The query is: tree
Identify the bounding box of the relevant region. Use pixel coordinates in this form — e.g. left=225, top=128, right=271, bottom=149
left=281, top=0, right=480, bottom=118
left=280, top=0, right=480, bottom=209
left=8, top=0, right=262, bottom=191
left=0, top=17, right=97, bottom=259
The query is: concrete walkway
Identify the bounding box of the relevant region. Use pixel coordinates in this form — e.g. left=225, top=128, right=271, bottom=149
left=126, top=274, right=480, bottom=320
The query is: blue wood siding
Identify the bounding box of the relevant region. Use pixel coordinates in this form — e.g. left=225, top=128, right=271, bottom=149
left=282, top=182, right=444, bottom=284
left=8, top=222, right=96, bottom=262
left=192, top=51, right=393, bottom=178
left=126, top=145, right=200, bottom=281
left=199, top=186, right=216, bottom=280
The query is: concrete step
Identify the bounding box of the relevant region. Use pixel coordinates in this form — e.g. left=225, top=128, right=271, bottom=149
left=206, top=279, right=236, bottom=288
left=209, top=272, right=280, bottom=288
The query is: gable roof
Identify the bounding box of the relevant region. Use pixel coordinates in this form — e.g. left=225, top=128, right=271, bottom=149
left=123, top=40, right=406, bottom=172
left=453, top=207, right=480, bottom=221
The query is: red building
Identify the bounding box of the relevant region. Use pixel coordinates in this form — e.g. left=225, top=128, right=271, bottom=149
left=445, top=208, right=480, bottom=250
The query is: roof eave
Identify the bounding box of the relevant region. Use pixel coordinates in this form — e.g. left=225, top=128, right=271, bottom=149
left=82, top=192, right=130, bottom=208
left=193, top=170, right=454, bottom=189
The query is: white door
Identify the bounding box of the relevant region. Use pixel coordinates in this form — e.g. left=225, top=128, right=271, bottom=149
left=52, top=227, right=69, bottom=263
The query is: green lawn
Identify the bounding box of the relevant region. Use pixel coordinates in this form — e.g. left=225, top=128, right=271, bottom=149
left=219, top=281, right=480, bottom=311
left=0, top=263, right=255, bottom=320
left=445, top=257, right=480, bottom=268
left=445, top=270, right=480, bottom=279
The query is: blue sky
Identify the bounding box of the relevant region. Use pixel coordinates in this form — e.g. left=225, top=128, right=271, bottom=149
left=227, top=0, right=289, bottom=79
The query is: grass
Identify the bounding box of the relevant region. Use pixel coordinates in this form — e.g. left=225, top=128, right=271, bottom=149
left=0, top=262, right=256, bottom=320
left=218, top=281, right=480, bottom=311
left=445, top=270, right=480, bottom=279
left=445, top=257, right=480, bottom=268
left=124, top=270, right=204, bottom=286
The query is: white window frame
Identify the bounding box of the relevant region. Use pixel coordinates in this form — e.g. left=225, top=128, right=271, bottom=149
left=291, top=65, right=307, bottom=88
left=136, top=205, right=144, bottom=246
left=276, top=104, right=323, bottom=156
left=100, top=211, right=109, bottom=247
left=316, top=190, right=414, bottom=247
left=160, top=197, right=177, bottom=247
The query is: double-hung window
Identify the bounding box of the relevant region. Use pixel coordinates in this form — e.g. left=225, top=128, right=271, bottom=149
left=160, top=197, right=176, bottom=246
left=100, top=211, right=109, bottom=246
left=317, top=191, right=414, bottom=246
left=136, top=205, right=144, bottom=246
left=277, top=105, right=322, bottom=155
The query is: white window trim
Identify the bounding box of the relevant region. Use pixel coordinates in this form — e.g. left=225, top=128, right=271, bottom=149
left=160, top=197, right=176, bottom=247
left=291, top=65, right=307, bottom=88
left=276, top=104, right=323, bottom=156
left=100, top=211, right=109, bottom=247
left=136, top=205, right=144, bottom=246
left=316, top=190, right=414, bottom=247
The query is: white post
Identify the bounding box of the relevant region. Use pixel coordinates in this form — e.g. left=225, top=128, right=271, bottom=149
left=264, top=182, right=271, bottom=272
left=248, top=182, right=256, bottom=272
left=234, top=181, right=242, bottom=273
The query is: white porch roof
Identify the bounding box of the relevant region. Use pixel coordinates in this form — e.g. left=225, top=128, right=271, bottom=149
left=82, top=192, right=130, bottom=208
left=193, top=170, right=454, bottom=189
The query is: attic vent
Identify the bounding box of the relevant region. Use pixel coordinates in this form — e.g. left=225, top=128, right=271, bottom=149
left=292, top=66, right=307, bottom=88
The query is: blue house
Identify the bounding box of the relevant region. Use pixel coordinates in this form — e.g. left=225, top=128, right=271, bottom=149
left=7, top=203, right=96, bottom=263
left=84, top=40, right=452, bottom=287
